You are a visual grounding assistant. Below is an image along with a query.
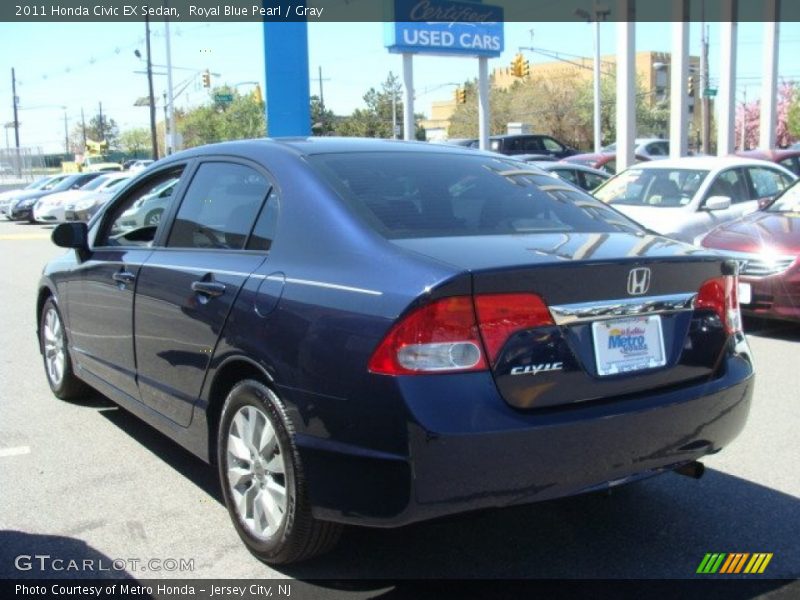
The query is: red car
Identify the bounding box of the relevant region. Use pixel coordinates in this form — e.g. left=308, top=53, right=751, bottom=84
left=735, top=149, right=800, bottom=176
left=562, top=152, right=651, bottom=175
left=700, top=179, right=800, bottom=322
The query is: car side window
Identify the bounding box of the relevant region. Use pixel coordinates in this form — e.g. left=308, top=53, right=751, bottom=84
left=582, top=171, right=607, bottom=191
left=747, top=167, right=790, bottom=200
left=246, top=190, right=279, bottom=252
left=646, top=142, right=668, bottom=156
left=553, top=168, right=579, bottom=185
left=167, top=162, right=270, bottom=250
left=707, top=169, right=748, bottom=204
left=778, top=157, right=799, bottom=176
left=541, top=137, right=564, bottom=153
left=98, top=168, right=185, bottom=247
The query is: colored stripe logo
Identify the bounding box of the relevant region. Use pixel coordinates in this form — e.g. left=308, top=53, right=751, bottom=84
left=696, top=553, right=773, bottom=574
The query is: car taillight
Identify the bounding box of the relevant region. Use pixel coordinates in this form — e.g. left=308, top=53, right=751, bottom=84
left=369, top=293, right=555, bottom=375
left=368, top=296, right=487, bottom=375
left=696, top=275, right=742, bottom=334
left=473, top=293, right=553, bottom=365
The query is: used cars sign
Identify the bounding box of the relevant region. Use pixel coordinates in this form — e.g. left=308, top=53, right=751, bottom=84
left=385, top=0, right=504, bottom=58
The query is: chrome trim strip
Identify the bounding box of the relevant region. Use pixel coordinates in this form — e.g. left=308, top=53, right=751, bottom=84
left=267, top=275, right=383, bottom=297
left=549, top=293, right=697, bottom=325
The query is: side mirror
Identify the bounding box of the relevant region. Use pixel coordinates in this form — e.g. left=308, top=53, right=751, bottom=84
left=52, top=222, right=88, bottom=251
left=703, top=195, right=731, bottom=211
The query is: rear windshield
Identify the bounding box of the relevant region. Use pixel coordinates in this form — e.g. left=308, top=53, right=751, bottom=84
left=594, top=168, right=709, bottom=207
left=307, top=152, right=641, bottom=239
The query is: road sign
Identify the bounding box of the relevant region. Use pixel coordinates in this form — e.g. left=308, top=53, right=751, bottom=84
left=214, top=93, right=234, bottom=104
left=703, top=88, right=718, bottom=98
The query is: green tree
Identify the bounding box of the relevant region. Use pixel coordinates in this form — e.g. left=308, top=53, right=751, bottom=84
left=176, top=86, right=265, bottom=148
left=311, top=95, right=336, bottom=135
left=333, top=73, right=426, bottom=140
left=118, top=127, right=151, bottom=156
left=447, top=80, right=514, bottom=138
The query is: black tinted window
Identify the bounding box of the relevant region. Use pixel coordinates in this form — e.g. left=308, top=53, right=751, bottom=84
left=168, top=162, right=269, bottom=250
left=247, top=190, right=279, bottom=252
left=309, top=152, right=641, bottom=239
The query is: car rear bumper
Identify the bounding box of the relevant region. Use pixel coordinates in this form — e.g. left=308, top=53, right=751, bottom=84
left=297, top=348, right=754, bottom=527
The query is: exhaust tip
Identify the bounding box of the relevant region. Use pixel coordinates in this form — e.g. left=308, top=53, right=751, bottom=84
left=674, top=460, right=705, bottom=480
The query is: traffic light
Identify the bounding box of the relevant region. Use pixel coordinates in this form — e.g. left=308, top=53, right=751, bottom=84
left=510, top=53, right=530, bottom=78
left=510, top=53, right=524, bottom=78
left=456, top=87, right=467, bottom=104
left=202, top=70, right=211, bottom=88
left=253, top=84, right=263, bottom=104
left=687, top=75, right=695, bottom=96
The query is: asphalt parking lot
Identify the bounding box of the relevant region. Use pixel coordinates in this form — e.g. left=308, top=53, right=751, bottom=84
left=0, top=218, right=798, bottom=585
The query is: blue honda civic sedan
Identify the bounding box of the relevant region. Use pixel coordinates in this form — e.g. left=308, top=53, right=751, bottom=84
left=38, top=138, right=754, bottom=564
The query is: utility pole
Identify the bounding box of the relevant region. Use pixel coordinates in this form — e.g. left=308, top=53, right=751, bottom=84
left=165, top=8, right=176, bottom=154
left=63, top=110, right=69, bottom=154
left=700, top=21, right=711, bottom=155
left=163, top=92, right=169, bottom=154
left=740, top=87, right=747, bottom=150
left=145, top=15, right=159, bottom=160
left=390, top=70, right=397, bottom=139
left=11, top=68, right=20, bottom=177
left=80, top=107, right=87, bottom=149
left=98, top=101, right=104, bottom=141
left=310, top=66, right=330, bottom=133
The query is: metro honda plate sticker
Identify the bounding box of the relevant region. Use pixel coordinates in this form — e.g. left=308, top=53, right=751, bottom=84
left=592, top=315, right=666, bottom=377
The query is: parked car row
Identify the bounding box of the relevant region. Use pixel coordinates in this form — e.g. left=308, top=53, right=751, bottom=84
left=1, top=168, right=142, bottom=224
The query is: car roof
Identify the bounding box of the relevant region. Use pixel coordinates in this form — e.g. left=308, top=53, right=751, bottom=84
left=620, top=155, right=787, bottom=171
left=165, top=137, right=492, bottom=162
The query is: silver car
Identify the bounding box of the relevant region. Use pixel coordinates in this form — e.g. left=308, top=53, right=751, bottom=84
left=593, top=156, right=797, bottom=244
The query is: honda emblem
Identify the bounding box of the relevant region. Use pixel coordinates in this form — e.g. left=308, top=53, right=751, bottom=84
left=627, top=267, right=651, bottom=295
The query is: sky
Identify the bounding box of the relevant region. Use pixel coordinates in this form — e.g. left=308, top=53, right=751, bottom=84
left=0, top=20, right=798, bottom=153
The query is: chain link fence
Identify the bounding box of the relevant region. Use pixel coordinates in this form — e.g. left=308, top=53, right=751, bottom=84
left=0, top=147, right=50, bottom=189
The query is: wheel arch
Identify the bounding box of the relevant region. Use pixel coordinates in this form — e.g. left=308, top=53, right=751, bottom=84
left=36, top=284, right=56, bottom=354
left=205, top=356, right=274, bottom=464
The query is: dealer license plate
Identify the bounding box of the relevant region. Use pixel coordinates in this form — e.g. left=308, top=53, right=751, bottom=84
left=592, top=315, right=666, bottom=377
left=738, top=282, right=752, bottom=305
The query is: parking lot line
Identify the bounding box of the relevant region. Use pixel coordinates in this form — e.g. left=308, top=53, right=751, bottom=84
left=0, top=446, right=31, bottom=458
left=0, top=233, right=50, bottom=240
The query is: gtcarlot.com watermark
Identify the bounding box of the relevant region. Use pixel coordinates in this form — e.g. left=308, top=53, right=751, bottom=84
left=14, top=554, right=195, bottom=573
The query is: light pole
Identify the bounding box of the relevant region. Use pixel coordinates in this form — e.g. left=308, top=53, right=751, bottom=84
left=575, top=4, right=610, bottom=153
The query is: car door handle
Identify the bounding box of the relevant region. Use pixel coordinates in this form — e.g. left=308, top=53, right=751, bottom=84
left=112, top=271, right=136, bottom=284
left=191, top=281, right=226, bottom=298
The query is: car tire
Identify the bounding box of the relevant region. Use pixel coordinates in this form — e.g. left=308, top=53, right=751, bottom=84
left=217, top=379, right=342, bottom=564
left=40, top=297, right=89, bottom=400
left=144, top=209, right=162, bottom=226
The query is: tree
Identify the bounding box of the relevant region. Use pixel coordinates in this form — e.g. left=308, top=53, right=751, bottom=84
left=87, top=114, right=120, bottom=150
left=67, top=112, right=120, bottom=153
left=176, top=86, right=266, bottom=148
left=311, top=95, right=336, bottom=135
left=735, top=83, right=798, bottom=149
left=333, top=73, right=425, bottom=140
left=118, top=127, right=151, bottom=156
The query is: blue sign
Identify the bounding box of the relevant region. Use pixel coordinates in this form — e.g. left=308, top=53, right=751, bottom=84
left=385, top=0, right=504, bottom=58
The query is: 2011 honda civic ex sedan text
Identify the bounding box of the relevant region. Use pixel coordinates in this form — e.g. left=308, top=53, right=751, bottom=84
left=37, top=138, right=754, bottom=564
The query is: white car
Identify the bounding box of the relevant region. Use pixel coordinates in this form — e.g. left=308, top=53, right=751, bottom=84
left=603, top=138, right=670, bottom=160
left=0, top=174, right=71, bottom=218
left=128, top=159, right=154, bottom=173
left=593, top=156, right=797, bottom=243
left=33, top=172, right=130, bottom=223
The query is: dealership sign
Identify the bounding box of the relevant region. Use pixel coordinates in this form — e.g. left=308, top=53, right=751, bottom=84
left=385, top=0, right=504, bottom=58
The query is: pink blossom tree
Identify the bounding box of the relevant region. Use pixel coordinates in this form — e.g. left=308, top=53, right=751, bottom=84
left=734, top=82, right=797, bottom=149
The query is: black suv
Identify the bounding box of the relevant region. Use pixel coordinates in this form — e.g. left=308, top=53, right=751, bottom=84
left=490, top=134, right=577, bottom=158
